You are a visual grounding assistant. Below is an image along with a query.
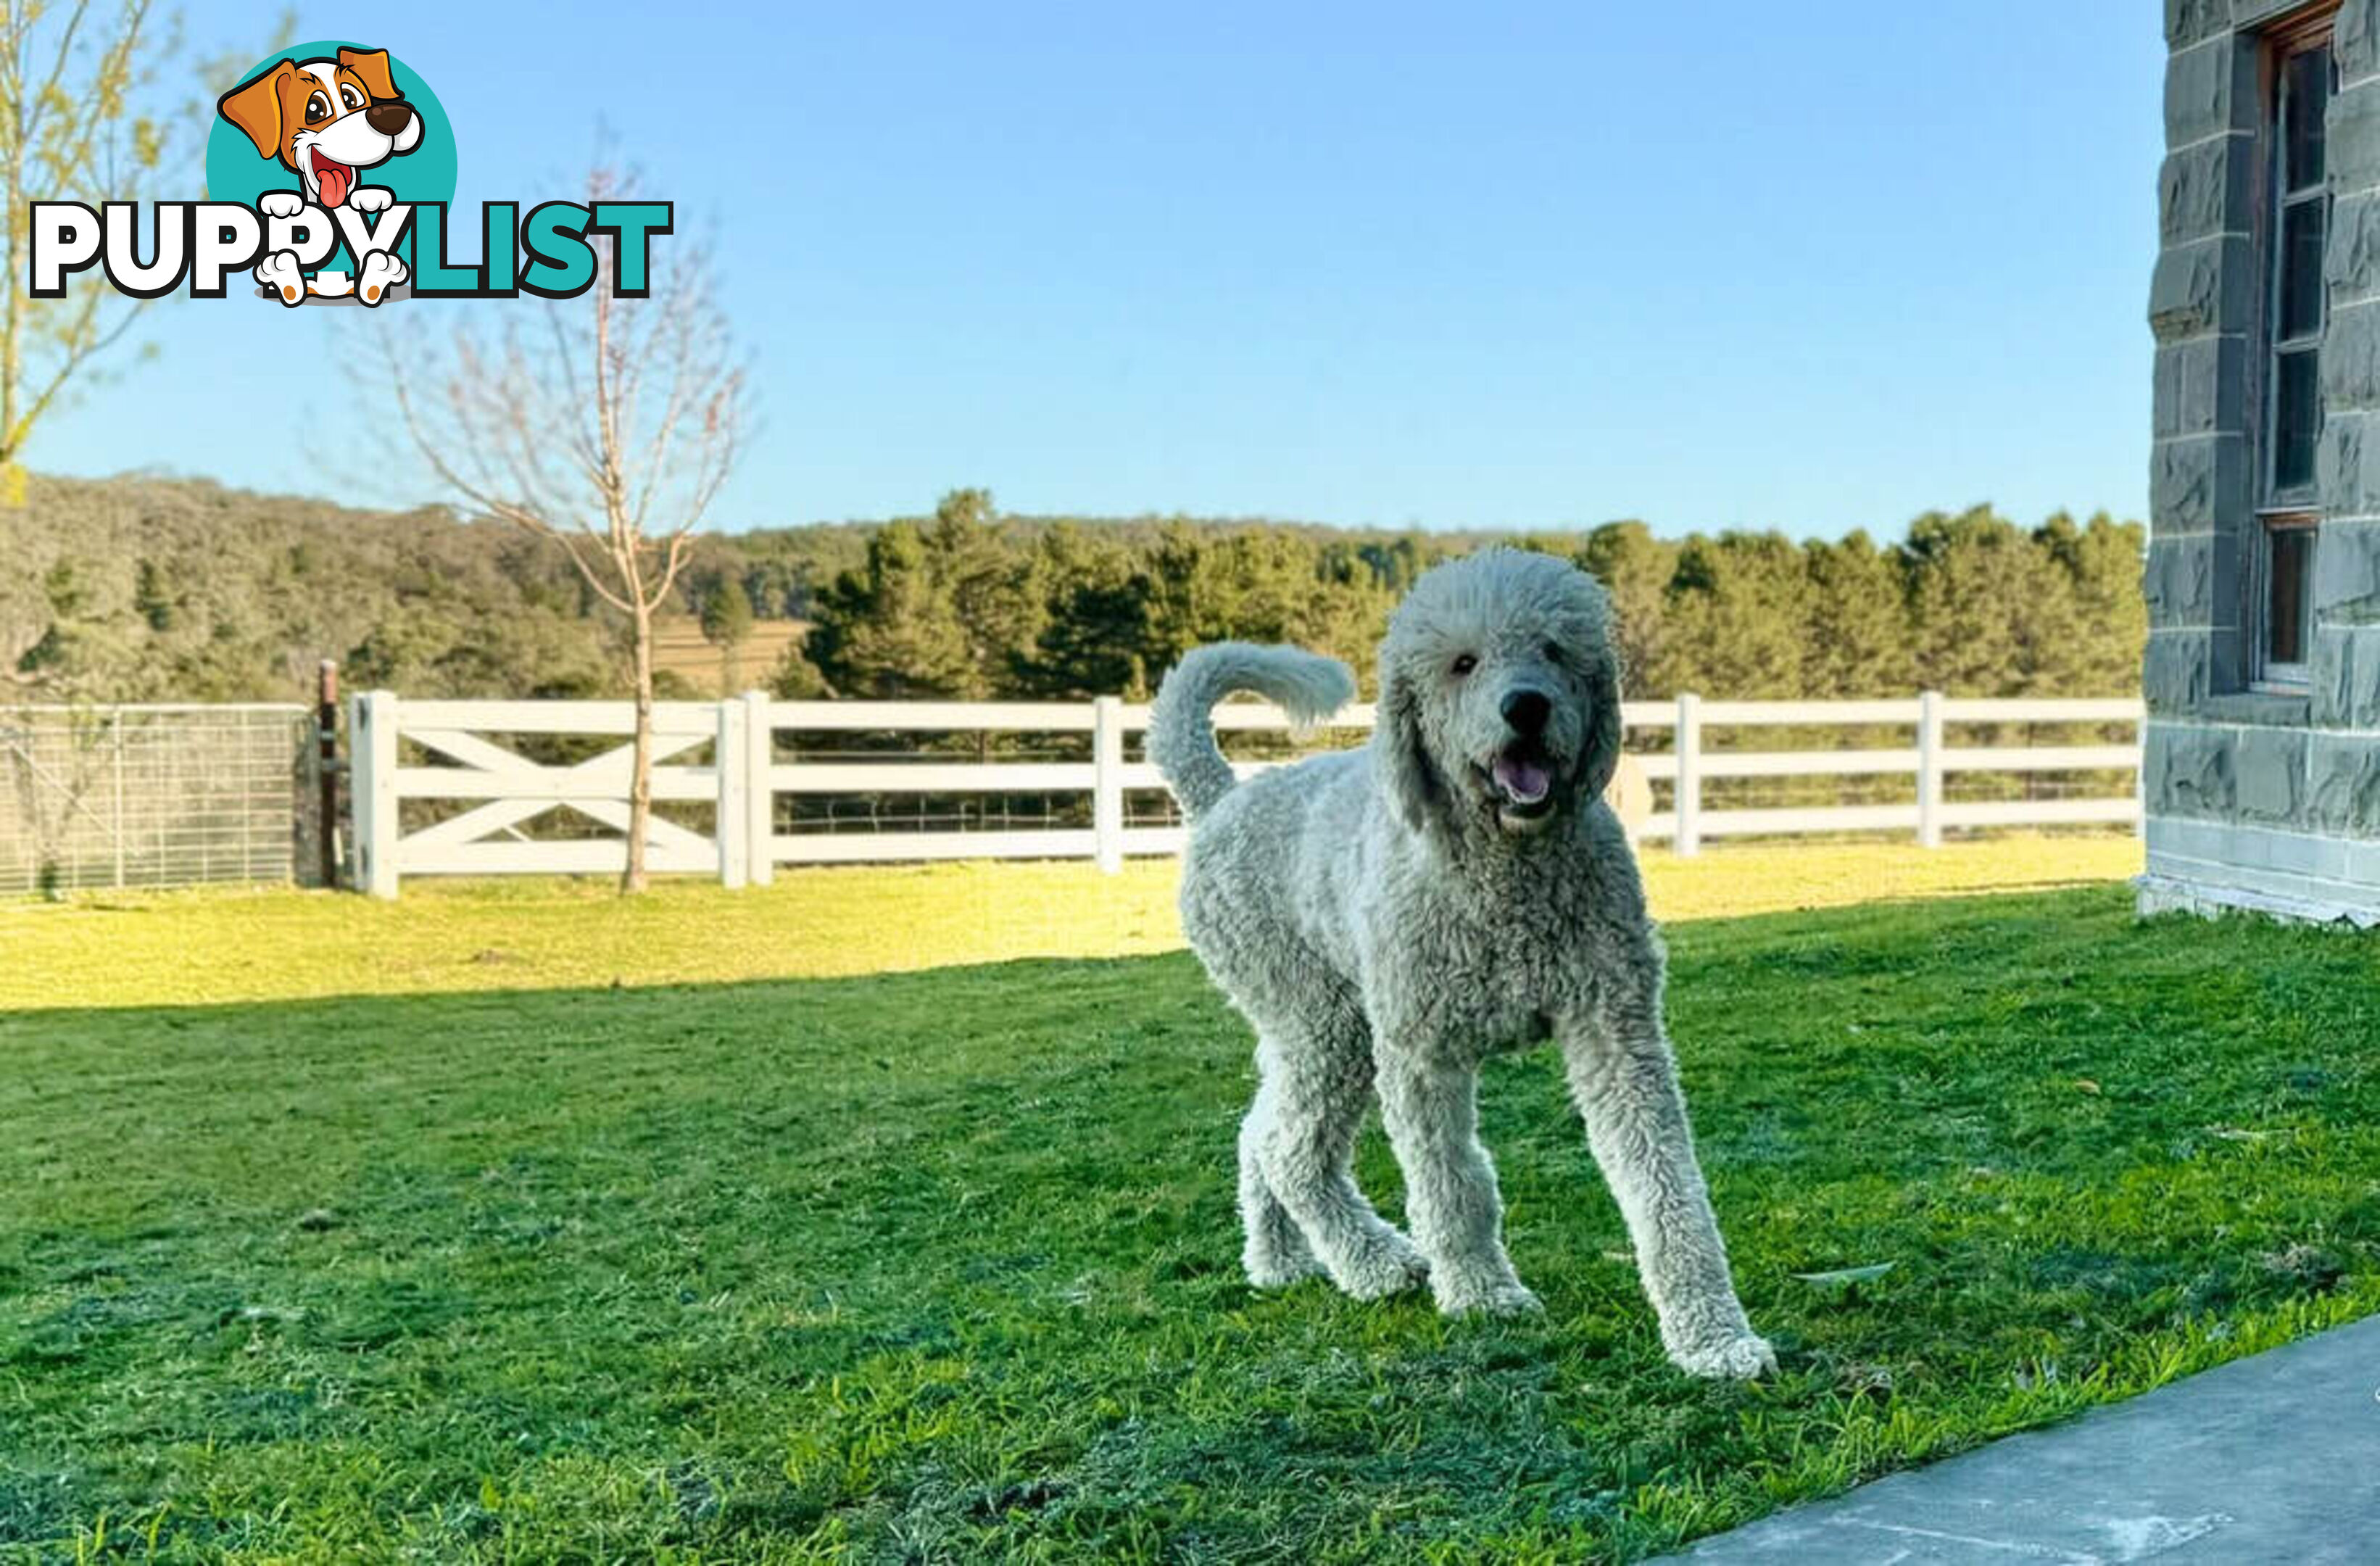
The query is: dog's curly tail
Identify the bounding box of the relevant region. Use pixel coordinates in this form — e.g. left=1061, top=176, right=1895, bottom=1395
left=1148, top=642, right=1357, bottom=818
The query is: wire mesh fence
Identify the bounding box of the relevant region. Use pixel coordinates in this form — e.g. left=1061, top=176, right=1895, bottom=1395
left=0, top=705, right=314, bottom=895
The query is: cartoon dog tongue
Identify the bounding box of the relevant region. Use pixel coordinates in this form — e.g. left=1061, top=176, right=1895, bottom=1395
left=313, top=153, right=352, bottom=208
left=1493, top=753, right=1551, bottom=805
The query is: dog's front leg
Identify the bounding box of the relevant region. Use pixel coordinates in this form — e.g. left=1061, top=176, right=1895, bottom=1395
left=1559, top=983, right=1772, bottom=1380
left=1374, top=1045, right=1539, bottom=1316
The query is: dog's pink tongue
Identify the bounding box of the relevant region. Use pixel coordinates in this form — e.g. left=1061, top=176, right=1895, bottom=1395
left=1493, top=754, right=1551, bottom=804
left=318, top=162, right=350, bottom=207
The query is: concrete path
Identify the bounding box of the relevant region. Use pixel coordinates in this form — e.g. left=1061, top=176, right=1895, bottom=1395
left=1667, top=1312, right=2380, bottom=1564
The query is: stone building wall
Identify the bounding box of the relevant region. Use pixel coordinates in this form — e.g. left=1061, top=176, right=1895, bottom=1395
left=2144, top=0, right=2380, bottom=921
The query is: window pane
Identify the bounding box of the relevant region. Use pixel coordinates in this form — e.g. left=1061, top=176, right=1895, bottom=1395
left=2275, top=349, right=2321, bottom=492
left=2281, top=198, right=2328, bottom=341
left=2286, top=45, right=2330, bottom=193
left=2268, top=526, right=2313, bottom=668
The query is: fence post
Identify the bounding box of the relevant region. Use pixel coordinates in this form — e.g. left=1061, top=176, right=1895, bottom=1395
left=743, top=690, right=775, bottom=887
left=316, top=660, right=341, bottom=890
left=716, top=696, right=749, bottom=889
left=351, top=689, right=399, bottom=899
left=1917, top=689, right=1944, bottom=848
left=1674, top=692, right=1701, bottom=857
left=1092, top=695, right=1124, bottom=874
left=111, top=712, right=126, bottom=889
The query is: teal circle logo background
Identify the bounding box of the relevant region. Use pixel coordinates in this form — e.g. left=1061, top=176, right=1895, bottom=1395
left=204, top=41, right=457, bottom=273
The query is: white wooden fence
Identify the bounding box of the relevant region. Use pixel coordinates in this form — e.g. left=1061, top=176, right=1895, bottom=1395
left=347, top=690, right=2144, bottom=897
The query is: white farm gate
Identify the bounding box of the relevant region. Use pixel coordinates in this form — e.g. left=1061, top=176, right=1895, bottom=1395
left=347, top=690, right=2145, bottom=898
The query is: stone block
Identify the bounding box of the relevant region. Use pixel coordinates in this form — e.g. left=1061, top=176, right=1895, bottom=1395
left=2323, top=299, right=2380, bottom=415
left=2344, top=0, right=2380, bottom=84
left=2167, top=35, right=2255, bottom=147
left=2144, top=535, right=2216, bottom=626
left=2318, top=410, right=2380, bottom=518
left=2148, top=236, right=2256, bottom=342
left=2331, top=75, right=2380, bottom=191
left=2150, top=433, right=2248, bottom=534
left=2147, top=722, right=2235, bottom=816
left=2311, top=624, right=2380, bottom=725
left=2308, top=733, right=2380, bottom=835
left=2154, top=334, right=2247, bottom=438
left=2234, top=726, right=2309, bottom=823
left=2162, top=133, right=2253, bottom=246
left=2144, top=630, right=2213, bottom=715
left=2312, top=515, right=2380, bottom=621
left=2167, top=0, right=2230, bottom=51
left=2329, top=191, right=2380, bottom=313
left=2208, top=620, right=2252, bottom=696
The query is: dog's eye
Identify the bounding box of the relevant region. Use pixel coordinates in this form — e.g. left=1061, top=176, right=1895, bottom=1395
left=305, top=91, right=329, bottom=122
left=1449, top=652, right=1477, bottom=677
left=1542, top=641, right=1564, bottom=665
left=340, top=84, right=362, bottom=110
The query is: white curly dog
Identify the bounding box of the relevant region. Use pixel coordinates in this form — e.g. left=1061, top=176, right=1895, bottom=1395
left=1148, top=547, right=1773, bottom=1380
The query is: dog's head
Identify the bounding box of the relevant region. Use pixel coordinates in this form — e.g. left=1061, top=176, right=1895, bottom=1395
left=217, top=48, right=422, bottom=207
left=1374, top=547, right=1623, bottom=847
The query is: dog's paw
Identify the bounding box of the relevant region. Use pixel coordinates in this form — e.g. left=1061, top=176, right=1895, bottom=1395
left=1243, top=1252, right=1324, bottom=1290
left=349, top=186, right=394, bottom=214
left=1435, top=1276, right=1543, bottom=1318
left=1668, top=1332, right=1777, bottom=1381
left=1330, top=1234, right=1430, bottom=1301
left=258, top=191, right=305, bottom=219
left=254, top=249, right=304, bottom=306
left=357, top=250, right=408, bottom=306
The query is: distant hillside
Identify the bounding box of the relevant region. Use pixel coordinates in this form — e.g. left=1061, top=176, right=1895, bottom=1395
left=0, top=473, right=2147, bottom=707
left=2, top=475, right=619, bottom=703
left=0, top=473, right=1533, bottom=704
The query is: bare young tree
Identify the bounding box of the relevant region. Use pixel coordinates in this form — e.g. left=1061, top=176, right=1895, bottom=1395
left=379, top=170, right=746, bottom=892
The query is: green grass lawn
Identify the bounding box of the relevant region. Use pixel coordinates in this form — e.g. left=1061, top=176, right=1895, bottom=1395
left=5, top=872, right=2379, bottom=1559
left=0, top=835, right=2142, bottom=1006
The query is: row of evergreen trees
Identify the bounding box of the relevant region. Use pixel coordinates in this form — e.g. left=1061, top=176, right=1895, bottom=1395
left=766, top=492, right=2147, bottom=704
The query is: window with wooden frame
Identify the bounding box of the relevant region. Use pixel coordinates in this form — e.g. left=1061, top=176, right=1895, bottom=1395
left=2256, top=12, right=2336, bottom=690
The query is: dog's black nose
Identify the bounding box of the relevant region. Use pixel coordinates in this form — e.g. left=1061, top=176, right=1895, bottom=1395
left=1501, top=689, right=1551, bottom=735
left=365, top=100, right=415, bottom=137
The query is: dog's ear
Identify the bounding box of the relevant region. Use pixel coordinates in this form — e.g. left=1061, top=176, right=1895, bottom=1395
left=1375, top=659, right=1456, bottom=845
left=217, top=60, right=294, bottom=160
left=339, top=47, right=399, bottom=102
left=1576, top=666, right=1624, bottom=804
left=1568, top=577, right=1626, bottom=805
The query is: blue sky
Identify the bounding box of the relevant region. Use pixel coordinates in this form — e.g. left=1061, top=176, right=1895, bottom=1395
left=34, top=1, right=2165, bottom=539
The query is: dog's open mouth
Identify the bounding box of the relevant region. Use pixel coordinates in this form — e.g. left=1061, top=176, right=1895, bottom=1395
left=1484, top=744, right=1557, bottom=820
left=310, top=148, right=354, bottom=207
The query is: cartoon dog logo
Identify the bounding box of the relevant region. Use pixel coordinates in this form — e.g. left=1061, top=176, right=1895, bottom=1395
left=217, top=46, right=420, bottom=304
